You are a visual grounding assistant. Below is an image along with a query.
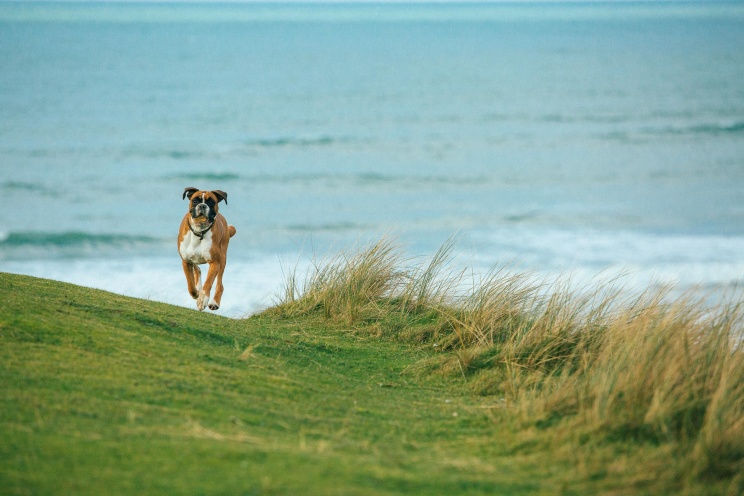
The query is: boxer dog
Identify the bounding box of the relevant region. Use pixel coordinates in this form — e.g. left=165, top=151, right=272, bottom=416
left=178, top=187, right=236, bottom=311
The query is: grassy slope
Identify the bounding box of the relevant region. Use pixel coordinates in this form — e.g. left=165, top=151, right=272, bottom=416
left=1, top=272, right=739, bottom=495
left=1, top=273, right=551, bottom=495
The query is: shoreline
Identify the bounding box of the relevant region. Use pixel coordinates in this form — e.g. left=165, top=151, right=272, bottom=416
left=3, top=233, right=744, bottom=318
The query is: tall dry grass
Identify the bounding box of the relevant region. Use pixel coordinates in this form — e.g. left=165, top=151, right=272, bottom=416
left=277, top=238, right=403, bottom=324
left=272, top=238, right=744, bottom=486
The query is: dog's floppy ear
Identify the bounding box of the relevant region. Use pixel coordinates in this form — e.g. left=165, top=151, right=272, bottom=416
left=183, top=187, right=200, bottom=200
left=212, top=190, right=228, bottom=205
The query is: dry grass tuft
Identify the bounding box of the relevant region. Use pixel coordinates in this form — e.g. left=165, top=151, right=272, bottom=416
left=271, top=238, right=744, bottom=488
left=276, top=238, right=403, bottom=324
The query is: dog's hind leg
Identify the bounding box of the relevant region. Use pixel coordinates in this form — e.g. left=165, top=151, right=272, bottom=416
left=208, top=262, right=227, bottom=311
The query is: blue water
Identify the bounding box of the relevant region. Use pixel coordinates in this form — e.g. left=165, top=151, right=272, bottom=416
left=2, top=1, right=744, bottom=315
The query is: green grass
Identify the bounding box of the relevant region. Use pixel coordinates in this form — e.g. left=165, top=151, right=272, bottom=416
left=2, top=237, right=743, bottom=495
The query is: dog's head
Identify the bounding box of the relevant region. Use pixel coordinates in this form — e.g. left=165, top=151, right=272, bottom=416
left=183, top=187, right=228, bottom=222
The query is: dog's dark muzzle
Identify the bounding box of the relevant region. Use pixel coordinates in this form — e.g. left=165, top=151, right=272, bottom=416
left=192, top=203, right=210, bottom=218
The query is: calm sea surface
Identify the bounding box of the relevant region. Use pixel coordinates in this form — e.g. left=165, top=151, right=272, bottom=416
left=2, top=1, right=744, bottom=315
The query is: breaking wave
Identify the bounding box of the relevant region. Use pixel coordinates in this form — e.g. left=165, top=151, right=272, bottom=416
left=0, top=231, right=165, bottom=260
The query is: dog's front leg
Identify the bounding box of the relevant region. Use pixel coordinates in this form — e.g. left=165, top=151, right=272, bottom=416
left=197, top=261, right=220, bottom=311
left=182, top=260, right=201, bottom=299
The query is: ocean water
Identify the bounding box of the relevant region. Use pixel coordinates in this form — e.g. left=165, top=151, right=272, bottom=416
left=2, top=1, right=744, bottom=316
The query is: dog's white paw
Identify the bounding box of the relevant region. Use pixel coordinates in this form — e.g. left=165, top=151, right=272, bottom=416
left=208, top=301, right=219, bottom=311
left=196, top=291, right=209, bottom=311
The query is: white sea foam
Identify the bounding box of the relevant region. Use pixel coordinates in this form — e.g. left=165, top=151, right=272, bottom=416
left=468, top=228, right=744, bottom=298
left=3, top=255, right=299, bottom=319
left=5, top=229, right=744, bottom=318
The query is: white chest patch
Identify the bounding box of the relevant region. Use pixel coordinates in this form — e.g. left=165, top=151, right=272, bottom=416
left=179, top=229, right=213, bottom=265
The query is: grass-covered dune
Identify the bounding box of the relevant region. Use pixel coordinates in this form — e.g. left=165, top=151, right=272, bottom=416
left=2, top=240, right=743, bottom=494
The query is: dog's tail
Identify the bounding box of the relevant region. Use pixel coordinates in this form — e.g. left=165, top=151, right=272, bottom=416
left=228, top=225, right=237, bottom=238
